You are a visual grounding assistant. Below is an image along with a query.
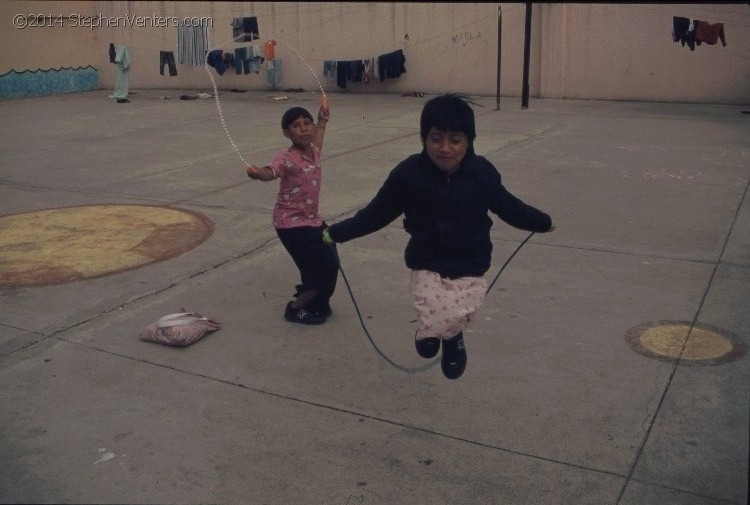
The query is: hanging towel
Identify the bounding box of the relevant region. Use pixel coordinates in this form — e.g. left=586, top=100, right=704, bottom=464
left=267, top=58, right=282, bottom=88
left=264, top=39, right=276, bottom=60
left=695, top=21, right=726, bottom=46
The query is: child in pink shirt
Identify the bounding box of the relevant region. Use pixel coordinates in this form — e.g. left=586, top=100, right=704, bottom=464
left=246, top=104, right=338, bottom=324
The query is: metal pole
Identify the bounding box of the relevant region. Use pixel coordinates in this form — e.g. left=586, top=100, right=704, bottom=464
left=496, top=3, right=502, bottom=110
left=521, top=2, right=532, bottom=109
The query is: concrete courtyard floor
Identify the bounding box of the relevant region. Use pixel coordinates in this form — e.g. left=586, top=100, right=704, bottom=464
left=0, top=89, right=748, bottom=504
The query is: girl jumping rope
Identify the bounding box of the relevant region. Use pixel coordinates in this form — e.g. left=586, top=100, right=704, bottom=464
left=323, top=94, right=555, bottom=379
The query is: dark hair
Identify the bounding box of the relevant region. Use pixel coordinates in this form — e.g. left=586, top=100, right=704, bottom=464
left=420, top=94, right=476, bottom=146
left=281, top=107, right=314, bottom=129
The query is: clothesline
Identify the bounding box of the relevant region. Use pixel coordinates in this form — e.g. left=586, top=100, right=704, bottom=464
left=672, top=15, right=727, bottom=51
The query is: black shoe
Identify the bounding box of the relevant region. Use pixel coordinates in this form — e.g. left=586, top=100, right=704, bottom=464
left=284, top=302, right=326, bottom=325
left=293, top=284, right=305, bottom=298
left=415, top=337, right=440, bottom=359
left=305, top=298, right=332, bottom=319
left=441, top=333, right=467, bottom=379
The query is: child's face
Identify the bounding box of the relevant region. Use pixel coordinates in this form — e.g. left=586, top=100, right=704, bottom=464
left=424, top=127, right=469, bottom=175
left=283, top=116, right=315, bottom=147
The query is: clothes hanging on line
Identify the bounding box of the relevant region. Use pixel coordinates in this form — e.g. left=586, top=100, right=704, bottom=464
left=264, top=40, right=276, bottom=60
left=336, top=60, right=349, bottom=88
left=672, top=16, right=696, bottom=50
left=323, top=60, right=337, bottom=79
left=695, top=21, right=726, bottom=46
left=672, top=16, right=727, bottom=51
left=224, top=52, right=236, bottom=69
left=378, top=49, right=406, bottom=81
left=207, top=50, right=227, bottom=75
left=234, top=45, right=263, bottom=74
left=335, top=60, right=363, bottom=88
left=332, top=57, right=381, bottom=88
left=232, top=16, right=259, bottom=42
left=349, top=60, right=365, bottom=83
left=178, top=22, right=210, bottom=65
left=159, top=51, right=177, bottom=76
left=267, top=58, right=282, bottom=88
left=235, top=47, right=250, bottom=74
left=362, top=58, right=375, bottom=84
left=113, top=45, right=130, bottom=100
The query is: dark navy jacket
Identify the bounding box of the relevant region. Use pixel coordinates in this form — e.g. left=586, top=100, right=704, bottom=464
left=327, top=150, right=552, bottom=278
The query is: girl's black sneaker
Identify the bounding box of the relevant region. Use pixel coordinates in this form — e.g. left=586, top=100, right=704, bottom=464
left=441, top=333, right=467, bottom=379
left=284, top=302, right=326, bottom=325
left=415, top=337, right=440, bottom=359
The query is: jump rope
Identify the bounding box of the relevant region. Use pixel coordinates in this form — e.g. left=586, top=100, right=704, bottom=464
left=204, top=35, right=537, bottom=373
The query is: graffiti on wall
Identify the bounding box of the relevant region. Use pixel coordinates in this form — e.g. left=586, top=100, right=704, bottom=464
left=436, top=30, right=482, bottom=53
left=0, top=66, right=99, bottom=100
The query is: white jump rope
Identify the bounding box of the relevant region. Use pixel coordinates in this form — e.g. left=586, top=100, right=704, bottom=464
left=204, top=36, right=536, bottom=374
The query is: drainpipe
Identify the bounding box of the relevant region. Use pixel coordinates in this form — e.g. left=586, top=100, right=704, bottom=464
left=521, top=2, right=532, bottom=109
left=496, top=3, right=502, bottom=110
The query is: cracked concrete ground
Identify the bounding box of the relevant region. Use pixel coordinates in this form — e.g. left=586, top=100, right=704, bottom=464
left=0, top=89, right=748, bottom=504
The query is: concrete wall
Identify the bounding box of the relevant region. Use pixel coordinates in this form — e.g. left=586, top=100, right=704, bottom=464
left=537, top=3, right=750, bottom=103
left=1, top=2, right=748, bottom=104
left=0, top=1, right=99, bottom=98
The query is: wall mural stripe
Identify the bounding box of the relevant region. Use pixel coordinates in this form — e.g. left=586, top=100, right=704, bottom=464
left=0, top=66, right=99, bottom=100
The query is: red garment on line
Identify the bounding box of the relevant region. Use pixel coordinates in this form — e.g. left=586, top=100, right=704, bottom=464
left=695, top=21, right=726, bottom=46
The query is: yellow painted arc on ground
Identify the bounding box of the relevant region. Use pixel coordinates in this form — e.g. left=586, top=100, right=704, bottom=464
left=639, top=324, right=734, bottom=361
left=0, top=205, right=213, bottom=287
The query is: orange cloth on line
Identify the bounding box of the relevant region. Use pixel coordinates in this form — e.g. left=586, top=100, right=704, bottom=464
left=264, top=39, right=276, bottom=60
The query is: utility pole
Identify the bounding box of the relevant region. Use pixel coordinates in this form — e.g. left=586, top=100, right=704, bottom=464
left=521, top=2, right=532, bottom=109
left=496, top=3, right=502, bottom=110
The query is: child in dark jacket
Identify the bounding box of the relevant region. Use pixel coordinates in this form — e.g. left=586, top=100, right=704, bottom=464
left=323, top=94, right=555, bottom=379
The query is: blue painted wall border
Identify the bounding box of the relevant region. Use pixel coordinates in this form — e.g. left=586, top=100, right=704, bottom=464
left=0, top=66, right=99, bottom=100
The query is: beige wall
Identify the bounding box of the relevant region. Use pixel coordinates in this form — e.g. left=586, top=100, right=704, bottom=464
left=537, top=4, right=749, bottom=103
left=0, top=1, right=97, bottom=71
left=1, top=2, right=749, bottom=104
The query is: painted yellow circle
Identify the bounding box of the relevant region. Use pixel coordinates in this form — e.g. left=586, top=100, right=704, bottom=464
left=640, top=324, right=734, bottom=361
left=0, top=205, right=213, bottom=287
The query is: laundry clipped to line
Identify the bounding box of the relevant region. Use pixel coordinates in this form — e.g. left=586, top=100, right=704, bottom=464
left=672, top=16, right=726, bottom=51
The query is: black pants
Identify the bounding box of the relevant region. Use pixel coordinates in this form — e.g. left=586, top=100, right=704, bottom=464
left=159, top=51, right=177, bottom=76
left=234, top=47, right=249, bottom=74
left=276, top=224, right=339, bottom=312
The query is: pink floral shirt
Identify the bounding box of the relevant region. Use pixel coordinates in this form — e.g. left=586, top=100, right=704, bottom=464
left=267, top=144, right=323, bottom=229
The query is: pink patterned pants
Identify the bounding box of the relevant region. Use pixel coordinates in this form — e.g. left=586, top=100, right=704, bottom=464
left=410, top=270, right=488, bottom=340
